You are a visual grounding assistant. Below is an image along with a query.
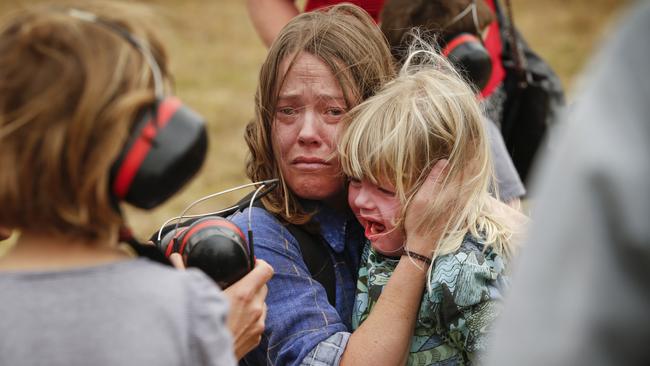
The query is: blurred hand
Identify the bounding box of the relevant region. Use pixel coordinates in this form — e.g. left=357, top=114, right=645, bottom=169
left=224, top=259, right=274, bottom=359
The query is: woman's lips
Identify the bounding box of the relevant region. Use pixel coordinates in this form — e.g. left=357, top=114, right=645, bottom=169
left=291, top=157, right=330, bottom=171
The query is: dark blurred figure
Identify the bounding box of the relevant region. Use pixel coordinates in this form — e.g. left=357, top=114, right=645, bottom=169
left=381, top=0, right=527, bottom=206
left=0, top=2, right=271, bottom=365
left=484, top=2, right=650, bottom=365
left=0, top=227, right=11, bottom=241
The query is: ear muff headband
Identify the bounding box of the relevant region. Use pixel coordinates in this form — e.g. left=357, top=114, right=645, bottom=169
left=442, top=33, right=482, bottom=57
left=67, top=9, right=164, bottom=99
left=177, top=218, right=248, bottom=259
left=165, top=227, right=188, bottom=257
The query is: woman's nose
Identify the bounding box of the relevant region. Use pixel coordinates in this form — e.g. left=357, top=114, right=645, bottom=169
left=297, top=111, right=321, bottom=146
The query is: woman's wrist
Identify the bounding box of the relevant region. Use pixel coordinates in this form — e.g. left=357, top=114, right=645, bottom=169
left=401, top=250, right=432, bottom=266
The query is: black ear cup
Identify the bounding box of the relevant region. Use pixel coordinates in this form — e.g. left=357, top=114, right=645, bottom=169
left=111, top=97, right=208, bottom=209
left=157, top=216, right=252, bottom=288
left=443, top=33, right=493, bottom=92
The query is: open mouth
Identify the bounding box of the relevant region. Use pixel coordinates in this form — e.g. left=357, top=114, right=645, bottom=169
left=363, top=220, right=386, bottom=240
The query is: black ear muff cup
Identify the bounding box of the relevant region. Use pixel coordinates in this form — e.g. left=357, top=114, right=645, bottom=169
left=111, top=97, right=208, bottom=209
left=443, top=33, right=493, bottom=92
left=157, top=217, right=251, bottom=288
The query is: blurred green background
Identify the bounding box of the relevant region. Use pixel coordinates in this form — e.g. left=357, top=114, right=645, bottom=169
left=0, top=0, right=630, bottom=248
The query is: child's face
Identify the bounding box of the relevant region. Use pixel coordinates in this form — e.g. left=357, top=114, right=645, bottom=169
left=348, top=178, right=405, bottom=256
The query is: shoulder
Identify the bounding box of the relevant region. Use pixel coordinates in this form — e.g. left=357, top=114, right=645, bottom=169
left=229, top=206, right=281, bottom=229
left=114, top=259, right=223, bottom=303
left=229, top=207, right=299, bottom=248
left=429, top=234, right=508, bottom=307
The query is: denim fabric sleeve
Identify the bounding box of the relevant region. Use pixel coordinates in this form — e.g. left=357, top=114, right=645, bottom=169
left=229, top=207, right=350, bottom=366
left=299, top=332, right=350, bottom=366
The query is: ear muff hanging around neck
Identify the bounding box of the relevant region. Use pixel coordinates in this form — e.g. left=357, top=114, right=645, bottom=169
left=442, top=33, right=493, bottom=92
left=67, top=9, right=208, bottom=210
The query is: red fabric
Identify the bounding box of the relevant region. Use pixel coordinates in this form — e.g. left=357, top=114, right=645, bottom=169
left=305, top=0, right=385, bottom=22
left=165, top=227, right=188, bottom=257
left=178, top=219, right=248, bottom=257
left=480, top=0, right=505, bottom=98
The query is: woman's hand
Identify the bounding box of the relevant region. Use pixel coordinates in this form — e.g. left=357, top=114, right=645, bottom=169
left=403, top=159, right=449, bottom=256
left=223, top=259, right=274, bottom=359
left=169, top=252, right=274, bottom=359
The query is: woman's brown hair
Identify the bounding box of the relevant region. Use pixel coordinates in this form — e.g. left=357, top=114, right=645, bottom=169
left=245, top=4, right=395, bottom=224
left=0, top=1, right=168, bottom=240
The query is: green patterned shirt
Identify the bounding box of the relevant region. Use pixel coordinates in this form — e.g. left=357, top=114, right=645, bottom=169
left=352, top=233, right=509, bottom=365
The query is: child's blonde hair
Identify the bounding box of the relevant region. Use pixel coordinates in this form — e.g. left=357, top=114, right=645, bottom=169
left=339, top=48, right=516, bottom=263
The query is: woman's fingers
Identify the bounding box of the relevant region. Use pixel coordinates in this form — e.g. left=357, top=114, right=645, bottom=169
left=169, top=252, right=186, bottom=270
left=404, top=159, right=450, bottom=255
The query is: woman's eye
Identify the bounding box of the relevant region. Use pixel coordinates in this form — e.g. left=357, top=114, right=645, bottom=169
left=278, top=107, right=296, bottom=115
left=326, top=108, right=345, bottom=116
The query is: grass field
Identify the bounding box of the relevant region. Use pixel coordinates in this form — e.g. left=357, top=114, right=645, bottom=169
left=0, top=0, right=630, bottom=244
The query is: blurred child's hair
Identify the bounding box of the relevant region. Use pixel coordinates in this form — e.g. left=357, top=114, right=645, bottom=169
left=339, top=44, right=516, bottom=263
left=380, top=0, right=495, bottom=61
left=0, top=1, right=168, bottom=240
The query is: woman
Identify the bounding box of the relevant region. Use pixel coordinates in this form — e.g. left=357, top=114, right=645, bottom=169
left=0, top=2, right=270, bottom=365
left=230, top=4, right=440, bottom=365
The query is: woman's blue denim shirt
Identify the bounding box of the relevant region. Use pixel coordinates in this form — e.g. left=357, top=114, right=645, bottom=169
left=230, top=203, right=363, bottom=366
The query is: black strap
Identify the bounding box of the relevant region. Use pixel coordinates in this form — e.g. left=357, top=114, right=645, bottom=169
left=120, top=227, right=173, bottom=267
left=284, top=223, right=337, bottom=306
left=243, top=197, right=337, bottom=306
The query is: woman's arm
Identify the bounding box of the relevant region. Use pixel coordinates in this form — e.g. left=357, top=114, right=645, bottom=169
left=246, top=0, right=299, bottom=47
left=230, top=207, right=350, bottom=366
left=341, top=256, right=429, bottom=365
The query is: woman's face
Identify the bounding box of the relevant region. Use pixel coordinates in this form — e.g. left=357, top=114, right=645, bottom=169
left=272, top=52, right=349, bottom=202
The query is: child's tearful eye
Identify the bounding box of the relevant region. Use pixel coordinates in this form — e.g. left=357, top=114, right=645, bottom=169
left=378, top=186, right=395, bottom=196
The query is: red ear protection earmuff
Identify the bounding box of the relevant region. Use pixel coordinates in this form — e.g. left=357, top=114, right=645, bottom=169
left=157, top=216, right=251, bottom=288
left=442, top=33, right=493, bottom=92
left=439, top=0, right=493, bottom=92
left=150, top=179, right=278, bottom=286
left=67, top=9, right=208, bottom=210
